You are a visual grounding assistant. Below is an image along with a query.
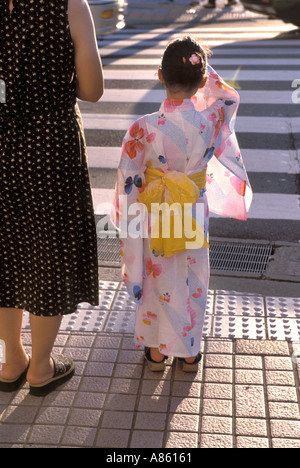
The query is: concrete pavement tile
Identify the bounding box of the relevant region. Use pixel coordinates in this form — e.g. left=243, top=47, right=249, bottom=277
left=0, top=424, right=31, bottom=444
left=272, top=439, right=300, bottom=448
left=109, top=378, right=140, bottom=394
left=235, top=385, right=266, bottom=418
left=67, top=334, right=95, bottom=348
left=42, top=391, right=76, bottom=408
left=202, top=399, right=233, bottom=417
left=235, top=355, right=263, bottom=369
left=10, top=389, right=41, bottom=407
left=135, top=412, right=167, bottom=431
left=66, top=347, right=90, bottom=361
left=203, top=383, right=233, bottom=400
left=167, top=413, right=199, bottom=432
left=174, top=362, right=203, bottom=382
left=205, top=368, right=233, bottom=383
left=236, top=340, right=290, bottom=356
left=268, top=402, right=300, bottom=420
left=205, top=354, right=233, bottom=368
left=201, top=416, right=233, bottom=435
left=79, top=376, right=111, bottom=392
left=114, top=363, right=143, bottom=379
left=4, top=329, right=299, bottom=448
left=95, top=429, right=130, bottom=448
left=169, top=397, right=201, bottom=414
left=270, top=420, right=300, bottom=439
left=89, top=348, right=119, bottom=362
left=70, top=360, right=86, bottom=377
left=35, top=406, right=69, bottom=425
left=94, top=335, right=122, bottom=348
left=265, top=370, right=296, bottom=386
left=236, top=437, right=270, bottom=448
left=205, top=339, right=233, bottom=354
left=200, top=434, right=233, bottom=448
left=102, top=411, right=134, bottom=429
left=68, top=408, right=102, bottom=427
left=61, top=426, right=97, bottom=447
left=105, top=394, right=137, bottom=411
left=171, top=381, right=201, bottom=398
left=28, top=425, right=64, bottom=445
left=141, top=379, right=171, bottom=396
left=0, top=406, right=7, bottom=421
left=1, top=405, right=38, bottom=424
left=144, top=365, right=173, bottom=381
left=73, top=392, right=106, bottom=409
left=264, top=356, right=294, bottom=371
left=138, top=395, right=169, bottom=413
left=165, top=432, right=198, bottom=448
left=0, top=392, right=14, bottom=407
left=236, top=418, right=268, bottom=437
left=235, top=369, right=264, bottom=385
left=121, top=336, right=139, bottom=350
left=117, top=349, right=144, bottom=364
left=267, top=386, right=298, bottom=402
left=84, top=361, right=115, bottom=377
left=130, top=430, right=164, bottom=448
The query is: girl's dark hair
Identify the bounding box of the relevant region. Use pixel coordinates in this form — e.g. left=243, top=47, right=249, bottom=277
left=160, top=36, right=210, bottom=92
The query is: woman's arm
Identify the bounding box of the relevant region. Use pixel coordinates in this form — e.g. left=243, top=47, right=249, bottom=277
left=68, top=0, right=104, bottom=102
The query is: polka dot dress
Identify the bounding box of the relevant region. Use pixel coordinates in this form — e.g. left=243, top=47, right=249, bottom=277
left=0, top=0, right=99, bottom=316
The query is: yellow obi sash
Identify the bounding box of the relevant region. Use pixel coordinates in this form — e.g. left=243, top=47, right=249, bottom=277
left=138, top=167, right=209, bottom=258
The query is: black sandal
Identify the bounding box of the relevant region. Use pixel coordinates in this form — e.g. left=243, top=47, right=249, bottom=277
left=178, top=353, right=202, bottom=373
left=144, top=347, right=168, bottom=372
left=29, top=355, right=75, bottom=397
left=0, top=355, right=30, bottom=393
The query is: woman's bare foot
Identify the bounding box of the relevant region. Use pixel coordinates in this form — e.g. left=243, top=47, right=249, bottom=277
left=0, top=351, right=29, bottom=381
left=26, top=358, right=55, bottom=386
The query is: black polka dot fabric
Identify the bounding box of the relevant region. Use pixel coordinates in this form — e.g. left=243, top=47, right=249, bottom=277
left=0, top=0, right=99, bottom=316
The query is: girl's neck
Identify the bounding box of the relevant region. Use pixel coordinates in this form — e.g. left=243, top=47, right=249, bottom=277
left=166, top=89, right=194, bottom=100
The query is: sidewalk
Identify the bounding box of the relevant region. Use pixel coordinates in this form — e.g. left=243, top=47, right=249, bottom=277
left=125, top=0, right=267, bottom=26
left=1, top=275, right=300, bottom=448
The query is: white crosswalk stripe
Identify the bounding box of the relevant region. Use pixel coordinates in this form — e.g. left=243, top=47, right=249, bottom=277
left=82, top=23, right=300, bottom=225
left=102, top=69, right=299, bottom=81
left=86, top=89, right=296, bottom=105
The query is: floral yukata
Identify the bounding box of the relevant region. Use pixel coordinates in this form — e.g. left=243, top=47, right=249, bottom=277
left=112, top=66, right=253, bottom=358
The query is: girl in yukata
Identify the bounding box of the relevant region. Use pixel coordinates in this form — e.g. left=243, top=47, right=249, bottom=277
left=112, top=36, right=252, bottom=372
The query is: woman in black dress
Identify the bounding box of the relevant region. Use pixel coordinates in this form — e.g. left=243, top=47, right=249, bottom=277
left=0, top=0, right=103, bottom=395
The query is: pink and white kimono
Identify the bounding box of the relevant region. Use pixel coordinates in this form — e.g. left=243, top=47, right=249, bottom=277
left=112, top=66, right=253, bottom=358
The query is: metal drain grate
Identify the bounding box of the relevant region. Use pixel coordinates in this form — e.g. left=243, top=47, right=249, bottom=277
left=210, top=242, right=272, bottom=274
left=97, top=236, right=122, bottom=265
left=98, top=236, right=272, bottom=275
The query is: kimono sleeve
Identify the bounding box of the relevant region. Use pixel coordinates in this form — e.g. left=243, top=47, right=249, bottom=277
left=110, top=118, right=147, bottom=305
left=195, top=65, right=253, bottom=221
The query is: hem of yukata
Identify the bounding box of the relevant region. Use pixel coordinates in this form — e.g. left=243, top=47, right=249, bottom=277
left=134, top=337, right=202, bottom=359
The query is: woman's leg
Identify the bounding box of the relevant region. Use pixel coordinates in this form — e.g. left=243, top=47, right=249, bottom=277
left=0, top=308, right=29, bottom=380
left=26, top=314, right=62, bottom=385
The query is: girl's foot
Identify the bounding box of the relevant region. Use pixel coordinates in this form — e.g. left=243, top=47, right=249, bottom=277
left=179, top=353, right=202, bottom=373
left=144, top=347, right=168, bottom=372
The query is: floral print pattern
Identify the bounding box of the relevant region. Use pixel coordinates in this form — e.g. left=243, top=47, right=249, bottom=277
left=112, top=66, right=252, bottom=357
